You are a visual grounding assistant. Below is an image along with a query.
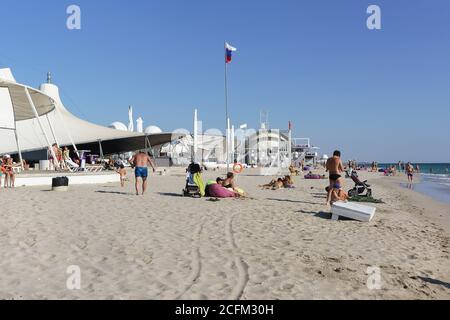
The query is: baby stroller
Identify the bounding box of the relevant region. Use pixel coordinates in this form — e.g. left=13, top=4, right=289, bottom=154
left=348, top=171, right=372, bottom=198
left=183, top=162, right=203, bottom=198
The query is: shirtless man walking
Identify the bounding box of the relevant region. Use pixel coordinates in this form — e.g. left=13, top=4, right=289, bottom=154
left=326, top=150, right=345, bottom=206
left=130, top=151, right=156, bottom=195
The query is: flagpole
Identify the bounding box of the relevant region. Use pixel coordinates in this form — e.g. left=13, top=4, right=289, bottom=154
left=224, top=42, right=230, bottom=172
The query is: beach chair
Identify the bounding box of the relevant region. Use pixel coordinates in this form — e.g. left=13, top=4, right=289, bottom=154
left=84, top=165, right=104, bottom=173
left=12, top=166, right=23, bottom=174
left=65, top=159, right=82, bottom=173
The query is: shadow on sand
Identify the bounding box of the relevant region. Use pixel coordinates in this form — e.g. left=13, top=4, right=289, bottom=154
left=297, top=209, right=354, bottom=221
left=157, top=192, right=184, bottom=198
left=418, top=276, right=450, bottom=289
left=95, top=190, right=134, bottom=196
left=297, top=210, right=331, bottom=220
left=267, top=198, right=324, bottom=206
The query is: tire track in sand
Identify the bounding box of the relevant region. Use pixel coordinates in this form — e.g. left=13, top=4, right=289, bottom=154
left=174, top=222, right=203, bottom=299
left=226, top=213, right=249, bottom=300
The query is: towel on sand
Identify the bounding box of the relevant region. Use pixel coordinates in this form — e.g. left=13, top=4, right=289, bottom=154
left=193, top=172, right=205, bottom=197
left=349, top=195, right=384, bottom=204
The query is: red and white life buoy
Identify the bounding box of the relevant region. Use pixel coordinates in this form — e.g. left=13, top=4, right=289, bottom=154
left=233, top=163, right=244, bottom=174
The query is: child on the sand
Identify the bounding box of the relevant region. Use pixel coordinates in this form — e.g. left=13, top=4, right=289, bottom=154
left=329, top=181, right=349, bottom=204
left=117, top=164, right=127, bottom=187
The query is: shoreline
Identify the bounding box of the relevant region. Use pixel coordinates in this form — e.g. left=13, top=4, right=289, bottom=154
left=379, top=175, right=450, bottom=234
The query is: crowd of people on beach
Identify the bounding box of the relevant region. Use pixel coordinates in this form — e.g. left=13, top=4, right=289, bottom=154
left=3, top=144, right=438, bottom=210
left=0, top=155, right=16, bottom=188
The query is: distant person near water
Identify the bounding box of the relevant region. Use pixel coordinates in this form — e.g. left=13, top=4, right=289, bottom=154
left=130, top=151, right=156, bottom=196
left=326, top=150, right=345, bottom=206
left=406, top=162, right=414, bottom=183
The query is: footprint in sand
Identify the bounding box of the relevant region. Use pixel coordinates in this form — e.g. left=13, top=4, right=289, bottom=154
left=174, top=222, right=203, bottom=299
left=225, top=213, right=249, bottom=300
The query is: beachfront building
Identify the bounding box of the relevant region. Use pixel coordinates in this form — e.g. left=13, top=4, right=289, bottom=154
left=0, top=68, right=182, bottom=164
left=292, top=138, right=320, bottom=166
left=160, top=133, right=226, bottom=167
left=240, top=128, right=291, bottom=168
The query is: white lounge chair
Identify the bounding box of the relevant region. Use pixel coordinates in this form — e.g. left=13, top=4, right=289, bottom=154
left=84, top=165, right=104, bottom=173
left=12, top=166, right=23, bottom=174
left=65, top=159, right=82, bottom=172
left=331, top=201, right=376, bottom=222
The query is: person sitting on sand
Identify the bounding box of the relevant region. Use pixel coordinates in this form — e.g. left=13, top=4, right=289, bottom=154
left=222, top=172, right=237, bottom=190
left=282, top=175, right=295, bottom=188
left=272, top=178, right=285, bottom=190
left=289, top=165, right=299, bottom=176
left=329, top=181, right=349, bottom=204
left=205, top=177, right=223, bottom=197
left=117, top=164, right=127, bottom=187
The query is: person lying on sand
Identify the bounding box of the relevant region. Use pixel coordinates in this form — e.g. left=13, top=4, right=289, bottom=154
left=259, top=179, right=277, bottom=189
left=259, top=178, right=283, bottom=190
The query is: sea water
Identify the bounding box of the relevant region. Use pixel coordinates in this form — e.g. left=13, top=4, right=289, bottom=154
left=380, top=163, right=450, bottom=205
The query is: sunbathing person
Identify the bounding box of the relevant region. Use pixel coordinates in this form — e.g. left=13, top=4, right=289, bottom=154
left=289, top=165, right=300, bottom=176
left=259, top=179, right=277, bottom=189
left=222, top=172, right=237, bottom=190
left=272, top=178, right=285, bottom=190
left=282, top=175, right=295, bottom=188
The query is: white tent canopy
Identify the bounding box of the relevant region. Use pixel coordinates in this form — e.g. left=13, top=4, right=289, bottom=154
left=0, top=68, right=183, bottom=162
left=0, top=79, right=55, bottom=125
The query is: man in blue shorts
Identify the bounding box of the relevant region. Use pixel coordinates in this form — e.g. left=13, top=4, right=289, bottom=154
left=130, top=151, right=156, bottom=195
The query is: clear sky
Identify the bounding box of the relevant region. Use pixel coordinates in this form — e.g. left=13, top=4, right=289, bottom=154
left=1, top=0, right=449, bottom=162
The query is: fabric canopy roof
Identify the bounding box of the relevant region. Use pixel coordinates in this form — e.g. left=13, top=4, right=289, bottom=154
left=0, top=79, right=55, bottom=121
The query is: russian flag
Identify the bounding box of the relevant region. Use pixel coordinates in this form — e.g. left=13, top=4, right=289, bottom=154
left=225, top=42, right=237, bottom=64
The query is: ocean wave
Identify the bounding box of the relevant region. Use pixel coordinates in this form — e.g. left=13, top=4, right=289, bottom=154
left=421, top=174, right=450, bottom=182
left=420, top=173, right=450, bottom=177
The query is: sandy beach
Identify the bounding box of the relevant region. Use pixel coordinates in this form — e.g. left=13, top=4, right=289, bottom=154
left=0, top=169, right=449, bottom=300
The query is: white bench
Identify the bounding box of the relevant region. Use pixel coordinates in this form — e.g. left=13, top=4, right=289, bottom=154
left=331, top=201, right=376, bottom=222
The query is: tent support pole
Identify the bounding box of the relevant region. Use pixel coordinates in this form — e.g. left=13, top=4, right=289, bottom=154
left=46, top=114, right=59, bottom=147
left=24, top=87, right=58, bottom=167
left=145, top=135, right=154, bottom=157
left=14, top=129, right=24, bottom=170
left=98, top=140, right=104, bottom=159
left=53, top=102, right=79, bottom=157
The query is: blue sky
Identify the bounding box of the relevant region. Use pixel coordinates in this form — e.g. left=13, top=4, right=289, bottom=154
left=1, top=0, right=449, bottom=162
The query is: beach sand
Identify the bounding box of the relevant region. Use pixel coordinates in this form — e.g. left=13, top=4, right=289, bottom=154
left=0, top=169, right=449, bottom=300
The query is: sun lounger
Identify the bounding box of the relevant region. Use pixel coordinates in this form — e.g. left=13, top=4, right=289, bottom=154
left=65, top=159, right=82, bottom=172
left=331, top=201, right=376, bottom=222
left=84, top=165, right=104, bottom=173
left=12, top=166, right=23, bottom=174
